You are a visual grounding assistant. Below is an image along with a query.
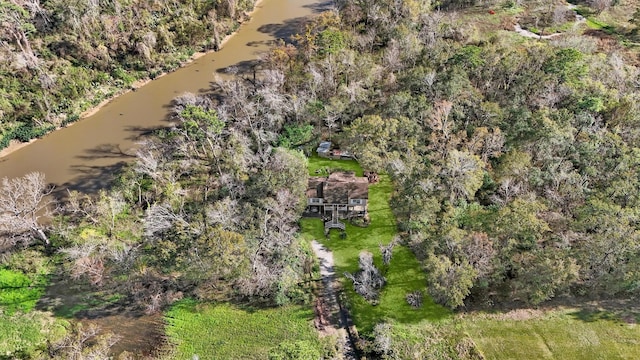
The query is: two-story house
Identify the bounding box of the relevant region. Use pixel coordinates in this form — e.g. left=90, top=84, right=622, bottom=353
left=306, top=171, right=369, bottom=227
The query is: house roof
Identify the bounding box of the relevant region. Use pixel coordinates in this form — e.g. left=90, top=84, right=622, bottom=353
left=307, top=171, right=368, bottom=204
left=307, top=177, right=324, bottom=198
left=317, top=141, right=331, bottom=153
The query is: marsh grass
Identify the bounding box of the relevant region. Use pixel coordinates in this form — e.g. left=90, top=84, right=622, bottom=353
left=0, top=311, right=67, bottom=357
left=463, top=309, right=640, bottom=359
left=0, top=269, right=46, bottom=314
left=163, top=299, right=323, bottom=360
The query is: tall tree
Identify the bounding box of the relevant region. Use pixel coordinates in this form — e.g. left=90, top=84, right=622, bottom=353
left=0, top=172, right=54, bottom=248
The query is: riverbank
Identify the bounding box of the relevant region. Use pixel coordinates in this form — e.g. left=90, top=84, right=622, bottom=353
left=0, top=0, right=266, bottom=162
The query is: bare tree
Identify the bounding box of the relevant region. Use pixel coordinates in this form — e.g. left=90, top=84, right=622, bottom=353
left=61, top=242, right=106, bottom=286
left=405, top=290, right=423, bottom=308
left=0, top=172, right=54, bottom=248
left=143, top=203, right=194, bottom=239
left=588, top=0, right=613, bottom=13
left=0, top=1, right=39, bottom=68
left=48, top=323, right=120, bottom=359
left=461, top=232, right=496, bottom=278
left=379, top=236, right=399, bottom=266
left=345, top=251, right=386, bottom=302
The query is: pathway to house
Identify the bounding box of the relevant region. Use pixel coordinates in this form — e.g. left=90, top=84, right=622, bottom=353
left=311, top=240, right=358, bottom=360
left=513, top=2, right=586, bottom=39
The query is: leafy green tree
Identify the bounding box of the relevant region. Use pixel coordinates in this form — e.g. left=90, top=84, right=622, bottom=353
left=316, top=28, right=347, bottom=57
left=496, top=198, right=550, bottom=251
left=574, top=198, right=640, bottom=294
left=425, top=254, right=477, bottom=309
left=277, top=124, right=313, bottom=149
left=442, top=150, right=485, bottom=203
left=343, top=114, right=399, bottom=171
left=510, top=249, right=579, bottom=304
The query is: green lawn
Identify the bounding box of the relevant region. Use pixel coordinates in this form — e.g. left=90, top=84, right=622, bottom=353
left=463, top=309, right=640, bottom=360
left=163, top=299, right=325, bottom=360
left=302, top=157, right=449, bottom=334
left=307, top=154, right=363, bottom=177
left=0, top=311, right=67, bottom=357
left=0, top=269, right=45, bottom=314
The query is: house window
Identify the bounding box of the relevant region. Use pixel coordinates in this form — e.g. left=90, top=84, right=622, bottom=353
left=310, top=198, right=322, bottom=204
left=351, top=199, right=363, bottom=205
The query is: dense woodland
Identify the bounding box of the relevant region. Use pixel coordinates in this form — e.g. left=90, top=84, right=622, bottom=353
left=271, top=0, right=640, bottom=308
left=2, top=0, right=640, bottom=358
left=0, top=0, right=256, bottom=148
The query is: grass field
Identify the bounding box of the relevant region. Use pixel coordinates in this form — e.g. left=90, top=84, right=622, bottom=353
left=0, top=311, right=67, bottom=357
left=307, top=154, right=363, bottom=177
left=0, top=269, right=45, bottom=314
left=302, top=157, right=449, bottom=334
left=163, top=299, right=325, bottom=359
left=462, top=309, right=640, bottom=360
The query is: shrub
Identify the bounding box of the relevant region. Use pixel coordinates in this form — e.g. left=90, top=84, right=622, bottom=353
left=406, top=290, right=423, bottom=309
left=268, top=340, right=322, bottom=360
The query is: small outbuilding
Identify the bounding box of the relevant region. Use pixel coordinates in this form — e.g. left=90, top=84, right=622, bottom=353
left=316, top=141, right=332, bottom=158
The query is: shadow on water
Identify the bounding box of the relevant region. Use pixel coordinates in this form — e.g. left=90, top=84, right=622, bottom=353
left=246, top=39, right=279, bottom=48
left=215, top=58, right=261, bottom=76
left=123, top=125, right=171, bottom=141
left=75, top=144, right=137, bottom=161
left=57, top=123, right=171, bottom=195
left=257, top=16, right=310, bottom=43
left=58, top=162, right=128, bottom=195
left=304, top=0, right=335, bottom=13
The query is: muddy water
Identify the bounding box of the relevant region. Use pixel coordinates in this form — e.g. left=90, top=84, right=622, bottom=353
left=0, top=0, right=331, bottom=193
left=8, top=0, right=330, bottom=356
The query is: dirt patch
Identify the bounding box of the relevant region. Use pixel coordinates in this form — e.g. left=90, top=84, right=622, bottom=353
left=36, top=277, right=166, bottom=358
left=81, top=313, right=165, bottom=358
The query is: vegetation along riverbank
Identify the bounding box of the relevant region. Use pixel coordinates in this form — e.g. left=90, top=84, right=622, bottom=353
left=0, top=0, right=262, bottom=155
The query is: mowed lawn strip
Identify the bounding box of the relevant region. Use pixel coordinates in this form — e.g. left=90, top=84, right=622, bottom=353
left=302, top=157, right=449, bottom=334
left=462, top=309, right=640, bottom=360
left=164, top=299, right=322, bottom=360
left=307, top=154, right=363, bottom=177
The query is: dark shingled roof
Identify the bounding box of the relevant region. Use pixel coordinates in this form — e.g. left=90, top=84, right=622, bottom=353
left=307, top=171, right=368, bottom=204
left=307, top=178, right=324, bottom=198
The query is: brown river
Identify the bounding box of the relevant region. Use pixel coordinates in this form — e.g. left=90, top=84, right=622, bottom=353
left=0, top=0, right=330, bottom=192
left=1, top=0, right=330, bottom=356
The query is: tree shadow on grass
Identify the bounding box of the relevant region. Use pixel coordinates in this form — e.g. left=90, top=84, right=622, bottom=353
left=566, top=300, right=640, bottom=324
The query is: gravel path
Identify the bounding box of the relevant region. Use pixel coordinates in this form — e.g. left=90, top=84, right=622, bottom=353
left=513, top=2, right=586, bottom=39
left=311, top=240, right=358, bottom=360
